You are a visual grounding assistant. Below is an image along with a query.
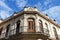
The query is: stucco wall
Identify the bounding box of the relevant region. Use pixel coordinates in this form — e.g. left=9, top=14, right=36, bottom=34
left=0, top=12, right=60, bottom=40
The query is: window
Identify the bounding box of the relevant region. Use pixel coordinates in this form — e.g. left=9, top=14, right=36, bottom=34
left=45, top=23, right=48, bottom=30
left=39, top=20, right=43, bottom=32
left=16, top=20, right=20, bottom=34
left=45, top=23, right=49, bottom=34
left=0, top=27, right=3, bottom=35
left=5, top=24, right=10, bottom=37
left=28, top=18, right=35, bottom=32
left=53, top=27, right=58, bottom=40
left=28, top=21, right=34, bottom=29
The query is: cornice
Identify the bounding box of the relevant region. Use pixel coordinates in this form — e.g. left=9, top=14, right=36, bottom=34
left=0, top=11, right=60, bottom=28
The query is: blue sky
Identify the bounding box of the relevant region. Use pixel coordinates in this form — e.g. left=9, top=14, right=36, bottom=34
left=0, top=0, right=60, bottom=24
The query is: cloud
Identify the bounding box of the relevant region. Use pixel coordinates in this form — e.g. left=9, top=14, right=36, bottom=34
left=16, top=0, right=28, bottom=8
left=34, top=2, right=43, bottom=11
left=34, top=0, right=60, bottom=23
left=44, top=0, right=52, bottom=6
left=34, top=0, right=54, bottom=11
left=43, top=6, right=60, bottom=23
left=0, top=1, right=12, bottom=11
left=0, top=0, right=13, bottom=19
left=0, top=10, right=11, bottom=19
left=0, top=0, right=5, bottom=2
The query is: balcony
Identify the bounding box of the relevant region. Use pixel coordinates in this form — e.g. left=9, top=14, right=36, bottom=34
left=0, top=26, right=49, bottom=40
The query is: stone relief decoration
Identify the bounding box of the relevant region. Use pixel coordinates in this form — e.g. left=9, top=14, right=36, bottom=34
left=24, top=7, right=38, bottom=11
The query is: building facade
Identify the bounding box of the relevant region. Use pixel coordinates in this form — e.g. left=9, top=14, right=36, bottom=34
left=0, top=7, right=60, bottom=40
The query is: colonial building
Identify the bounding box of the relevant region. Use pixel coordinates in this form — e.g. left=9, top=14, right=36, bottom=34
left=0, top=7, right=60, bottom=40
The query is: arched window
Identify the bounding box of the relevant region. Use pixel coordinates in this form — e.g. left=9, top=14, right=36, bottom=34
left=5, top=24, right=10, bottom=37
left=0, top=27, right=3, bottom=35
left=45, top=23, right=48, bottom=29
left=28, top=18, right=35, bottom=32
left=16, top=20, right=20, bottom=34
left=39, top=20, right=43, bottom=32
left=45, top=23, right=49, bottom=34
left=53, top=27, right=58, bottom=40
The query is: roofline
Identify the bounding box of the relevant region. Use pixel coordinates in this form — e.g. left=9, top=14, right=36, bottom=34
left=23, top=11, right=60, bottom=28
left=37, top=12, right=60, bottom=28
left=0, top=11, right=60, bottom=28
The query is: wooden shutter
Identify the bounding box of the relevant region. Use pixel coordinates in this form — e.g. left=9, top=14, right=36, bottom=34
left=28, top=21, right=35, bottom=32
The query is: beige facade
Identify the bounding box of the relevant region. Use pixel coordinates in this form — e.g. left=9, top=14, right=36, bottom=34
left=0, top=7, right=60, bottom=40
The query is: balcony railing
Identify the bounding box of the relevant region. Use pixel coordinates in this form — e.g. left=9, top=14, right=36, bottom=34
left=56, top=35, right=60, bottom=40
left=43, top=28, right=49, bottom=35
left=0, top=26, right=49, bottom=39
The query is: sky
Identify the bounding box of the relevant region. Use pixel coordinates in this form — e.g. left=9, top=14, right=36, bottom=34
left=0, top=0, right=60, bottom=24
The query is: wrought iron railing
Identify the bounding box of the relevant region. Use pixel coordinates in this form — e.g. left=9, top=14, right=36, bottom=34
left=0, top=26, right=49, bottom=39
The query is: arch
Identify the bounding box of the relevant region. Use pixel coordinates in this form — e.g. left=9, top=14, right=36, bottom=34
left=16, top=20, right=20, bottom=34
left=27, top=18, right=35, bottom=32
left=27, top=16, right=36, bottom=20
left=45, top=23, right=48, bottom=29
left=5, top=24, right=10, bottom=37
left=53, top=27, right=57, bottom=35
left=28, top=17, right=35, bottom=20
left=39, top=19, right=44, bottom=33
left=0, top=27, right=3, bottom=35
left=45, top=23, right=49, bottom=35
left=53, top=27, right=58, bottom=40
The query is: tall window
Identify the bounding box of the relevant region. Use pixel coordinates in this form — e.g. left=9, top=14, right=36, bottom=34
left=28, top=18, right=35, bottom=32
left=45, top=23, right=49, bottom=34
left=45, top=23, right=48, bottom=29
left=53, top=27, right=58, bottom=40
left=16, top=20, right=20, bottom=34
left=5, top=24, right=10, bottom=37
left=0, top=27, right=3, bottom=35
left=39, top=20, right=43, bottom=33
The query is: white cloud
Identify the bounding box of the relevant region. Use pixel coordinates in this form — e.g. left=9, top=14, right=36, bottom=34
left=16, top=0, right=28, bottom=8
left=8, top=0, right=15, bottom=1
left=8, top=0, right=28, bottom=8
left=0, top=10, right=11, bottom=19
left=44, top=0, right=54, bottom=9
left=0, top=0, right=5, bottom=2
left=43, top=6, right=60, bottom=23
left=43, top=6, right=60, bottom=17
left=44, top=0, right=52, bottom=6
left=34, top=2, right=42, bottom=11
left=0, top=1, right=12, bottom=11
left=34, top=1, right=53, bottom=11
left=34, top=1, right=60, bottom=23
left=0, top=0, right=13, bottom=19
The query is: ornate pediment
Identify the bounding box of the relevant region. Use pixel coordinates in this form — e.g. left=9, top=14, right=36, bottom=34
left=24, top=7, right=38, bottom=11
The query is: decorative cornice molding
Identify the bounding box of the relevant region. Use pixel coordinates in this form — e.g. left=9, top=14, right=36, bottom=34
left=0, top=8, right=60, bottom=28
